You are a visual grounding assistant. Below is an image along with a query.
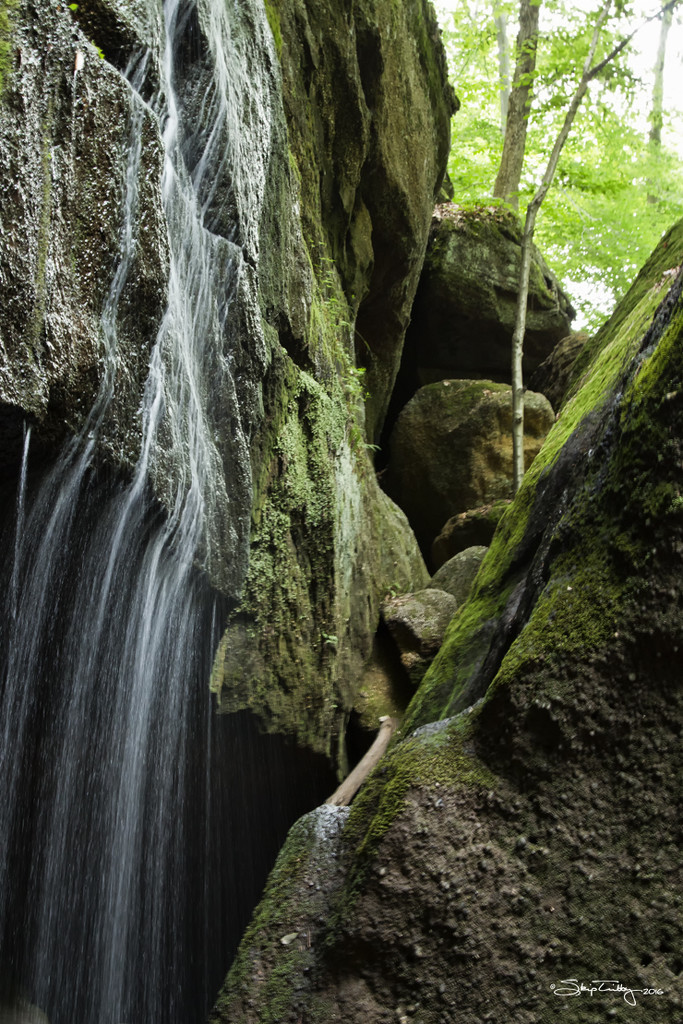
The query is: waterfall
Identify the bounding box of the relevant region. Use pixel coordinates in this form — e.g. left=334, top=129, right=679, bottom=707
left=0, top=2, right=320, bottom=1022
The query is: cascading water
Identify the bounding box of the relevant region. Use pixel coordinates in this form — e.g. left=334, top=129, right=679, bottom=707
left=0, top=2, right=333, bottom=1021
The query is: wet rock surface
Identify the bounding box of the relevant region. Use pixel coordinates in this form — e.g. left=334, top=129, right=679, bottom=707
left=0, top=0, right=167, bottom=468
left=1, top=0, right=451, bottom=757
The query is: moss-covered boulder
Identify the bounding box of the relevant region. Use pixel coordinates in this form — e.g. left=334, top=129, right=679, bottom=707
left=430, top=544, right=488, bottom=604
left=383, top=379, right=554, bottom=556
left=381, top=588, right=458, bottom=687
left=214, top=222, right=683, bottom=1023
left=391, top=204, right=575, bottom=417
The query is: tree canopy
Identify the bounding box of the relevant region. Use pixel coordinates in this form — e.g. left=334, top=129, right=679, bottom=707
left=435, top=0, right=683, bottom=330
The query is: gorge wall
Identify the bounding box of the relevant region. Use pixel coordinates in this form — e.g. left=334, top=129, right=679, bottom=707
left=0, top=0, right=455, bottom=1021
left=214, top=222, right=683, bottom=1022
left=3, top=1, right=680, bottom=1022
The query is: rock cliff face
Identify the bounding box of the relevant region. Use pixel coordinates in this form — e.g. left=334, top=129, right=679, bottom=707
left=0, top=0, right=454, bottom=757
left=209, top=0, right=455, bottom=757
left=0, top=1, right=454, bottom=1018
left=212, top=224, right=683, bottom=1022
left=0, top=0, right=168, bottom=470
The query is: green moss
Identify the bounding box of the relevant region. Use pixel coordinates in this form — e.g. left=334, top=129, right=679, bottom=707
left=0, top=0, right=17, bottom=97
left=348, top=719, right=495, bottom=850
left=211, top=255, right=373, bottom=753
left=263, top=0, right=282, bottom=58
left=214, top=813, right=320, bottom=1021
left=325, top=719, right=495, bottom=927
left=566, top=218, right=683, bottom=400
left=403, top=228, right=683, bottom=733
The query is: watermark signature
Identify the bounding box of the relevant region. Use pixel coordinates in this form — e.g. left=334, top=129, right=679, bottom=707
left=551, top=979, right=665, bottom=1007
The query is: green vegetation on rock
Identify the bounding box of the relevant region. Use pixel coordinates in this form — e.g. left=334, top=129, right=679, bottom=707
left=404, top=221, right=683, bottom=733
left=263, top=0, right=282, bottom=57
left=0, top=0, right=16, bottom=96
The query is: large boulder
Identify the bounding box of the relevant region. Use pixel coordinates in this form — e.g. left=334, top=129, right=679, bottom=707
left=432, top=500, right=510, bottom=567
left=380, top=587, right=458, bottom=687
left=391, top=204, right=574, bottom=417
left=528, top=330, right=588, bottom=411
left=431, top=544, right=488, bottom=604
left=383, top=379, right=555, bottom=554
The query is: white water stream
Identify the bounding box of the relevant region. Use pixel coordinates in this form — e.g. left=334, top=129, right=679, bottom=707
left=0, top=1, right=277, bottom=1020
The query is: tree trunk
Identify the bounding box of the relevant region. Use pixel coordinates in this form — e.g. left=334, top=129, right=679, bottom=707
left=511, top=0, right=612, bottom=491
left=492, top=0, right=541, bottom=209
left=508, top=0, right=678, bottom=492
left=494, top=6, right=511, bottom=136
left=648, top=4, right=675, bottom=202
left=649, top=5, right=674, bottom=150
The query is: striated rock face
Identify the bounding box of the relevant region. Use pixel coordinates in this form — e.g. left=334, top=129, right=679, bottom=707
left=383, top=379, right=554, bottom=557
left=390, top=204, right=574, bottom=422
left=271, top=0, right=457, bottom=443
left=0, top=0, right=167, bottom=470
left=212, top=224, right=683, bottom=1023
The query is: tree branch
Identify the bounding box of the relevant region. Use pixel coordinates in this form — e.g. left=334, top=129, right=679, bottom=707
left=588, top=0, right=682, bottom=81
left=510, top=0, right=681, bottom=492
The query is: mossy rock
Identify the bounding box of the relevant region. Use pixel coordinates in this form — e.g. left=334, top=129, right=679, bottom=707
left=381, top=587, right=459, bottom=687
left=405, top=223, right=683, bottom=732
left=0, top=0, right=167, bottom=469
left=528, top=330, right=589, bottom=411
left=384, top=379, right=554, bottom=555
left=430, top=544, right=488, bottom=604
left=221, top=225, right=683, bottom=1024
left=431, top=500, right=511, bottom=568
left=393, top=203, right=575, bottom=412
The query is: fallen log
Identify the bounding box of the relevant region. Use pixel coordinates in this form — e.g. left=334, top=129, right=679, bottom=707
left=326, top=716, right=398, bottom=807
